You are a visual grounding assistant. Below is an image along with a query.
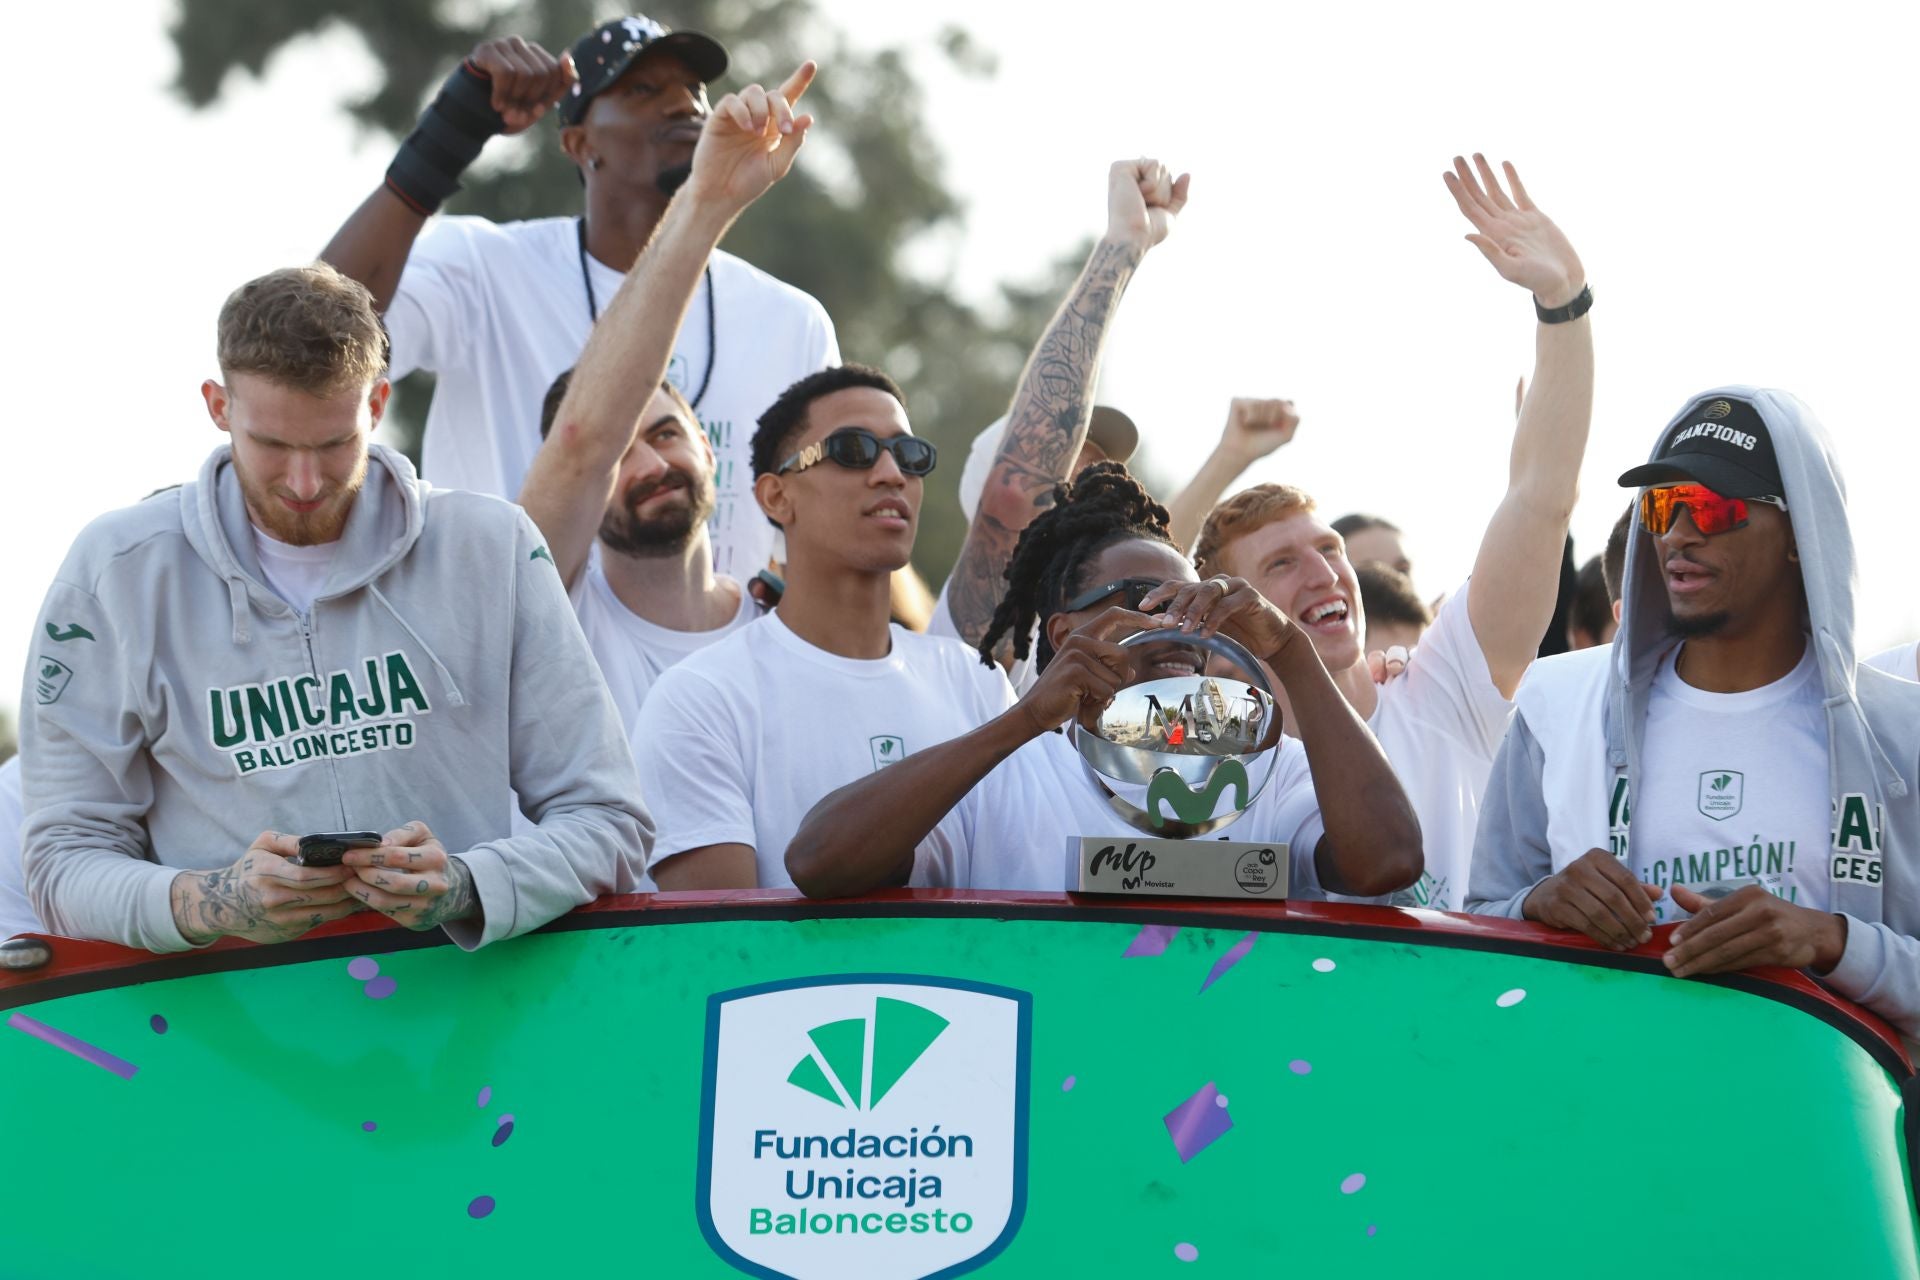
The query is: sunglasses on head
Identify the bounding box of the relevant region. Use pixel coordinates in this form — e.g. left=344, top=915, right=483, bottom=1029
left=776, top=427, right=937, bottom=478
left=1638, top=483, right=1788, bottom=537
left=1055, top=576, right=1171, bottom=616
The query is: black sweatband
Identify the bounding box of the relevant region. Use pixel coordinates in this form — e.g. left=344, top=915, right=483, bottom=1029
left=1535, top=283, right=1594, bottom=325
left=384, top=61, right=507, bottom=216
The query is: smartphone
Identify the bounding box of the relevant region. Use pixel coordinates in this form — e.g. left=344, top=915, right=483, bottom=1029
left=294, top=831, right=382, bottom=867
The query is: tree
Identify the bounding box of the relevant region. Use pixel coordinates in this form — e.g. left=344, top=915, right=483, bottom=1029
left=169, top=0, right=1080, bottom=586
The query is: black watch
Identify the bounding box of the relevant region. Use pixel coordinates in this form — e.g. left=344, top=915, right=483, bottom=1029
left=1535, top=283, right=1593, bottom=324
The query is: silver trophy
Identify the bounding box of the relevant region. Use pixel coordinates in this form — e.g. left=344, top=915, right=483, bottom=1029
left=1068, top=631, right=1290, bottom=897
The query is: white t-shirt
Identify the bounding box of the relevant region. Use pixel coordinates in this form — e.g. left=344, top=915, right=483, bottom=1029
left=570, top=555, right=760, bottom=736
left=386, top=215, right=840, bottom=581
left=1631, top=644, right=1831, bottom=922
left=0, top=755, right=39, bottom=938
left=1367, top=581, right=1515, bottom=912
left=1865, top=641, right=1919, bottom=681
left=632, top=612, right=1017, bottom=887
left=935, top=728, right=1327, bottom=894
left=927, top=582, right=1039, bottom=695
left=251, top=527, right=338, bottom=615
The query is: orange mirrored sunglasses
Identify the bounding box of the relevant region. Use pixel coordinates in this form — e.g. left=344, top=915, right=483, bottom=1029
left=1638, top=483, right=1788, bottom=537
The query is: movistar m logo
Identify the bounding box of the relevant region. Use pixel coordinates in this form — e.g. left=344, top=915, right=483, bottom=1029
left=45, top=622, right=94, bottom=643
left=1147, top=759, right=1250, bottom=829
left=787, top=998, right=949, bottom=1111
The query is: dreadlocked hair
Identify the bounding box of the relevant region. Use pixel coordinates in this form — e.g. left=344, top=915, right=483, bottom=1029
left=976, top=461, right=1174, bottom=671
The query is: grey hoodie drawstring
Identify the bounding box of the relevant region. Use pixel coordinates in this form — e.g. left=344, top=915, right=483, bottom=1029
left=1820, top=625, right=1909, bottom=800
left=227, top=577, right=252, bottom=645
left=369, top=583, right=467, bottom=708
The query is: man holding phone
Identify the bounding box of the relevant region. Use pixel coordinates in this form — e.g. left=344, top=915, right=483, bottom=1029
left=18, top=254, right=653, bottom=952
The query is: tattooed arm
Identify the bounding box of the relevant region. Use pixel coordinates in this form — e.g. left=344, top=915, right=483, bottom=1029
left=340, top=820, right=481, bottom=932
left=169, top=831, right=363, bottom=945
left=943, top=158, right=1191, bottom=652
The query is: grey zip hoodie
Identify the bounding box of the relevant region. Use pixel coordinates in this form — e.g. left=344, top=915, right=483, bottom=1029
left=20, top=443, right=652, bottom=951
left=1469, top=387, right=1920, bottom=1036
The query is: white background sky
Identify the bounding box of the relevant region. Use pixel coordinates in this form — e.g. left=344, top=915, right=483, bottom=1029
left=5, top=0, right=1918, bottom=726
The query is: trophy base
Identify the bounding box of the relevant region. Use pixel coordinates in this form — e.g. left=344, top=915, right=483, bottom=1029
left=1070, top=836, right=1289, bottom=900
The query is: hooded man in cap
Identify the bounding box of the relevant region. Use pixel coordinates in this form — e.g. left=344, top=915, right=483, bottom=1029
left=321, top=15, right=838, bottom=584
left=1469, top=390, right=1920, bottom=1039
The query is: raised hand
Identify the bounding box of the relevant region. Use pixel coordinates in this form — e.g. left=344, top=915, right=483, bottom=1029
left=1107, top=158, right=1191, bottom=252
left=1141, top=575, right=1303, bottom=667
left=1443, top=154, right=1584, bottom=309
left=1015, top=607, right=1142, bottom=736
left=469, top=37, right=578, bottom=135
left=1218, top=397, right=1299, bottom=464
left=686, top=62, right=817, bottom=215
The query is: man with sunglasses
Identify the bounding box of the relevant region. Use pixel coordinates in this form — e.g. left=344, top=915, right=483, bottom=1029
left=627, top=364, right=1015, bottom=888
left=1470, top=390, right=1920, bottom=1038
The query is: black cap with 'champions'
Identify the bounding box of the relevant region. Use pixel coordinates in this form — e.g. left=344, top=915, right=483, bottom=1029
left=1617, top=395, right=1785, bottom=499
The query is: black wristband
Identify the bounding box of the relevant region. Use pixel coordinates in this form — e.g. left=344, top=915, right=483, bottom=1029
left=1535, top=283, right=1593, bottom=325
left=384, top=61, right=507, bottom=216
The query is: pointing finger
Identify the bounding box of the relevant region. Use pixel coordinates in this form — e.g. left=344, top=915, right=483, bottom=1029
left=779, top=60, right=817, bottom=107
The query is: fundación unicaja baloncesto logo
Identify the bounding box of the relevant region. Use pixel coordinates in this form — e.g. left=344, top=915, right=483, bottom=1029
left=698, top=976, right=1031, bottom=1280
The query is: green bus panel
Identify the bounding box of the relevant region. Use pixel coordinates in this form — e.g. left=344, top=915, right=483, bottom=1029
left=1, top=912, right=1913, bottom=1278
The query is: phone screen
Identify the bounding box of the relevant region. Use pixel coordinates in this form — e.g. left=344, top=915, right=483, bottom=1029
left=294, top=831, right=383, bottom=868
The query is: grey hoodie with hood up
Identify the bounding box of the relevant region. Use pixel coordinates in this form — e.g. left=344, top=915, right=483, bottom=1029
left=20, top=443, right=652, bottom=951
left=1468, top=387, right=1920, bottom=1037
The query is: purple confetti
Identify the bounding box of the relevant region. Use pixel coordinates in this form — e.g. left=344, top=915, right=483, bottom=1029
left=499, top=1113, right=515, bottom=1125
left=362, top=1121, right=378, bottom=1132
left=1367, top=1225, right=1378, bottom=1237
left=149, top=1015, right=168, bottom=1035
left=1199, top=932, right=1257, bottom=993
left=1060, top=1076, right=1076, bottom=1092
left=347, top=957, right=379, bottom=981
left=1174, top=1242, right=1199, bottom=1262
left=492, top=1120, right=514, bottom=1148
left=1289, top=1059, right=1312, bottom=1075
left=363, top=975, right=397, bottom=1000
left=467, top=1195, right=495, bottom=1219
left=476, top=1085, right=493, bottom=1108
left=7, top=1013, right=138, bottom=1080
left=1164, top=1082, right=1233, bottom=1163
left=1341, top=1173, right=1367, bottom=1195
left=1124, top=924, right=1180, bottom=957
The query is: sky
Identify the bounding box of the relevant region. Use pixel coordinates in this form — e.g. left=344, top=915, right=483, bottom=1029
left=5, top=0, right=1919, bottom=728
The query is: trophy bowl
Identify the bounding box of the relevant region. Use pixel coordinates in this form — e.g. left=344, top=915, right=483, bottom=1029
left=1071, top=630, right=1281, bottom=838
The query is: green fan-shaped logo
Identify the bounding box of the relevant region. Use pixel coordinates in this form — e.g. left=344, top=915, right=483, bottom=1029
left=786, top=998, right=949, bottom=1110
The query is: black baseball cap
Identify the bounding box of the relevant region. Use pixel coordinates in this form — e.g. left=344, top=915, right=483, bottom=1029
left=561, top=15, right=728, bottom=126
left=1617, top=395, right=1785, bottom=499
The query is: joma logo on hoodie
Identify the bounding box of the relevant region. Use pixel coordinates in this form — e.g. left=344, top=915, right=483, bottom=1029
left=207, top=651, right=431, bottom=776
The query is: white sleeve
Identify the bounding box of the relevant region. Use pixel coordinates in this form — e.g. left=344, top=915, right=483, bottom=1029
left=810, top=297, right=841, bottom=369
left=629, top=667, right=758, bottom=865
left=1863, top=642, right=1919, bottom=681
left=383, top=216, right=488, bottom=379
left=0, top=758, right=40, bottom=938
left=1398, top=579, right=1516, bottom=756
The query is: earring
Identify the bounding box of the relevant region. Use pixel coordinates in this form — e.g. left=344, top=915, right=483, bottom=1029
left=589, top=157, right=604, bottom=171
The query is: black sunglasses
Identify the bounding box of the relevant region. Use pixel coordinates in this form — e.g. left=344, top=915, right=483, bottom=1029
left=1054, top=576, right=1170, bottom=616
left=776, top=427, right=938, bottom=478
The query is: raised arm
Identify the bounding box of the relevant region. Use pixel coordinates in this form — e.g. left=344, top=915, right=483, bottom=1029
left=787, top=611, right=1138, bottom=897
left=943, top=160, right=1190, bottom=651
left=1163, top=398, right=1299, bottom=552
left=518, top=63, right=816, bottom=586
left=1444, top=154, right=1593, bottom=697
left=321, top=38, right=577, bottom=310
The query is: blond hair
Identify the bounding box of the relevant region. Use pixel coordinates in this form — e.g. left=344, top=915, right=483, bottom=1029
left=1193, top=483, right=1317, bottom=577
left=217, top=263, right=388, bottom=396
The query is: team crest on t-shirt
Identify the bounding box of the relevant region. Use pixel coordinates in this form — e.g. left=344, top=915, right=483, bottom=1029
left=1697, top=770, right=1744, bottom=820
left=870, top=735, right=905, bottom=770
